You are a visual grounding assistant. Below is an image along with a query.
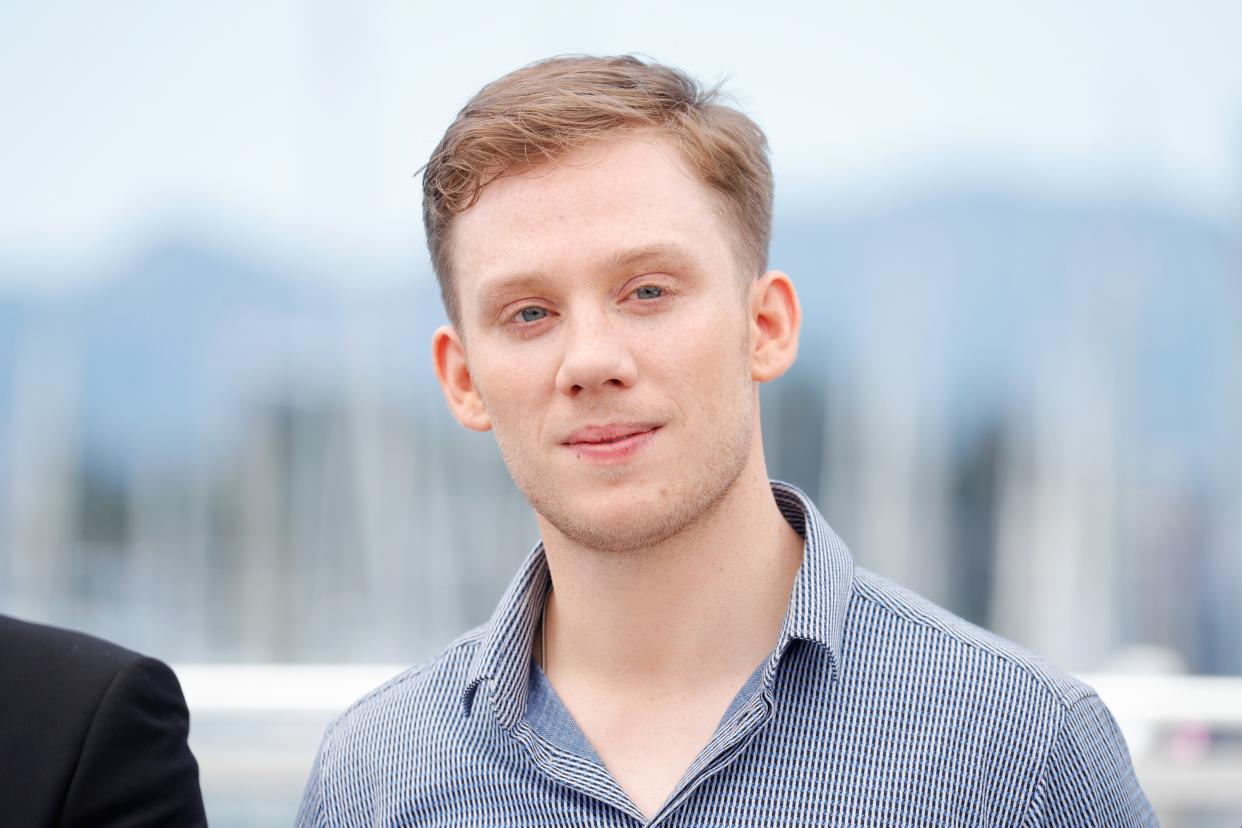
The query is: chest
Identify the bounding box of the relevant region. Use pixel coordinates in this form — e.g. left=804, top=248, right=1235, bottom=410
left=562, top=685, right=744, bottom=820
left=366, top=662, right=1050, bottom=828
left=387, top=700, right=1038, bottom=827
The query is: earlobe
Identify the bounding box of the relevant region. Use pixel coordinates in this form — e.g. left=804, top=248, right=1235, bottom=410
left=749, top=271, right=801, bottom=383
left=432, top=325, right=492, bottom=432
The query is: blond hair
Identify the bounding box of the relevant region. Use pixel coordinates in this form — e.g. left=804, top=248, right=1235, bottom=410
left=421, top=54, right=773, bottom=324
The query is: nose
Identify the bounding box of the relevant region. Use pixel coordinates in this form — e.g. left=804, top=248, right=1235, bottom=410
left=554, top=311, right=638, bottom=397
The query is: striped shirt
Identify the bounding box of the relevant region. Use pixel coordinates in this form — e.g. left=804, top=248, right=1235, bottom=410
left=298, top=480, right=1157, bottom=826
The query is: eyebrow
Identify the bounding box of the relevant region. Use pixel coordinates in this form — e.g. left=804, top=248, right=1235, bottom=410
left=473, top=242, right=698, bottom=320
left=600, top=241, right=697, bottom=273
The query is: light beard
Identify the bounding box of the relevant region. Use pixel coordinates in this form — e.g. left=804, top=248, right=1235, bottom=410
left=493, top=394, right=755, bottom=555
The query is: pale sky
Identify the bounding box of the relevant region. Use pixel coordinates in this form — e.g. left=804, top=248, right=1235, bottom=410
left=2, top=0, right=1240, bottom=282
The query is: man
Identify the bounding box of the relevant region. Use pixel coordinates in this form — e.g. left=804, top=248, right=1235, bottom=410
left=0, top=613, right=208, bottom=826
left=299, top=55, right=1155, bottom=826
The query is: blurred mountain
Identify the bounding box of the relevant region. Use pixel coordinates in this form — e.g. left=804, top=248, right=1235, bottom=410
left=1, top=240, right=443, bottom=479
left=775, top=189, right=1237, bottom=465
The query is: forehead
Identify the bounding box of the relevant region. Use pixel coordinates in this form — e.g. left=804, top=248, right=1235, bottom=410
left=447, top=135, right=734, bottom=301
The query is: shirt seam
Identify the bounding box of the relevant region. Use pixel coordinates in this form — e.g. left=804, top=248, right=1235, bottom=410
left=1018, top=694, right=1102, bottom=825
left=852, top=575, right=1094, bottom=708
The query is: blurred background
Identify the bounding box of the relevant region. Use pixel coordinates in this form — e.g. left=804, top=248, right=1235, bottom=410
left=2, top=1, right=1240, bottom=825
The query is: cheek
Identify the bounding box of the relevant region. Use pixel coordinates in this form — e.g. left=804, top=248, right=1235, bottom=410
left=681, top=304, right=750, bottom=376
left=470, top=351, right=551, bottom=427
left=653, top=316, right=751, bottom=403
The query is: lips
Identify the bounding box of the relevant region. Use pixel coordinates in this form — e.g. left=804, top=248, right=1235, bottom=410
left=561, top=423, right=660, bottom=445
left=561, top=423, right=661, bottom=464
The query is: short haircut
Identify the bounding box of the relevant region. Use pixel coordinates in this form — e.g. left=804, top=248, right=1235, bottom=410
left=421, top=54, right=774, bottom=325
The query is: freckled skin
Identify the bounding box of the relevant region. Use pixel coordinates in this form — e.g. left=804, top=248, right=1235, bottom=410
left=442, top=136, right=757, bottom=553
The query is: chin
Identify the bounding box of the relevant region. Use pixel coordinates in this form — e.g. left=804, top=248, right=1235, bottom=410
left=535, top=470, right=739, bottom=554
left=551, top=509, right=687, bottom=554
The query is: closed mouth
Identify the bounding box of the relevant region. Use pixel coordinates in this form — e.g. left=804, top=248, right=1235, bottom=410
left=562, top=424, right=660, bottom=445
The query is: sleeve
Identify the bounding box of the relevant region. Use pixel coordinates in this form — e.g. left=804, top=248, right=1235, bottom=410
left=1023, top=694, right=1160, bottom=827
left=59, top=655, right=209, bottom=828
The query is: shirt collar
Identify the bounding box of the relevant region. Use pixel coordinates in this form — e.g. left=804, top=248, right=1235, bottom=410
left=768, top=480, right=854, bottom=661
left=460, top=479, right=855, bottom=727
left=460, top=537, right=551, bottom=728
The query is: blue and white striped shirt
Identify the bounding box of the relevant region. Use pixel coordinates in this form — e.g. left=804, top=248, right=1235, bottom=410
left=298, top=481, right=1156, bottom=826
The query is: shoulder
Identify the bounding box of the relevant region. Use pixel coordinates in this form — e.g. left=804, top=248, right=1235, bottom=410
left=0, top=615, right=206, bottom=826
left=830, top=570, right=1154, bottom=822
left=314, top=625, right=491, bottom=773
left=0, top=613, right=146, bottom=688
left=301, top=625, right=499, bottom=822
left=845, top=566, right=1096, bottom=709
left=63, top=654, right=206, bottom=826
left=303, top=621, right=571, bottom=824
left=0, top=614, right=167, bottom=735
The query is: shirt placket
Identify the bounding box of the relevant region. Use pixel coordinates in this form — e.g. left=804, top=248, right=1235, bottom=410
left=508, top=719, right=649, bottom=824
left=644, top=678, right=778, bottom=826
left=514, top=688, right=778, bottom=828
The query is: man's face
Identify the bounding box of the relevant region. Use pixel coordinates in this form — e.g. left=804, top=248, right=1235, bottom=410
left=436, top=135, right=764, bottom=553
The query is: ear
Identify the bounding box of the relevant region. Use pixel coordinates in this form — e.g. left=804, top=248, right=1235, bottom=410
left=748, top=270, right=801, bottom=382
left=432, top=325, right=492, bottom=432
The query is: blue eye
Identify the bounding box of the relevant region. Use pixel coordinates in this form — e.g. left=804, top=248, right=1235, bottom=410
left=634, top=285, right=663, bottom=299
left=518, top=306, right=548, bottom=323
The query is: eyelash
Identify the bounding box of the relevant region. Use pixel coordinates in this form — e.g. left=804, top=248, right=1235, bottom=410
left=506, top=283, right=671, bottom=331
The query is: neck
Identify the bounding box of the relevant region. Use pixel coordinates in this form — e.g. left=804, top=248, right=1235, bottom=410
left=537, top=443, right=805, bottom=697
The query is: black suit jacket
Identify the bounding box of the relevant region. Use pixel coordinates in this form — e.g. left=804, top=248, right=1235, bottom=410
left=0, top=614, right=208, bottom=826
